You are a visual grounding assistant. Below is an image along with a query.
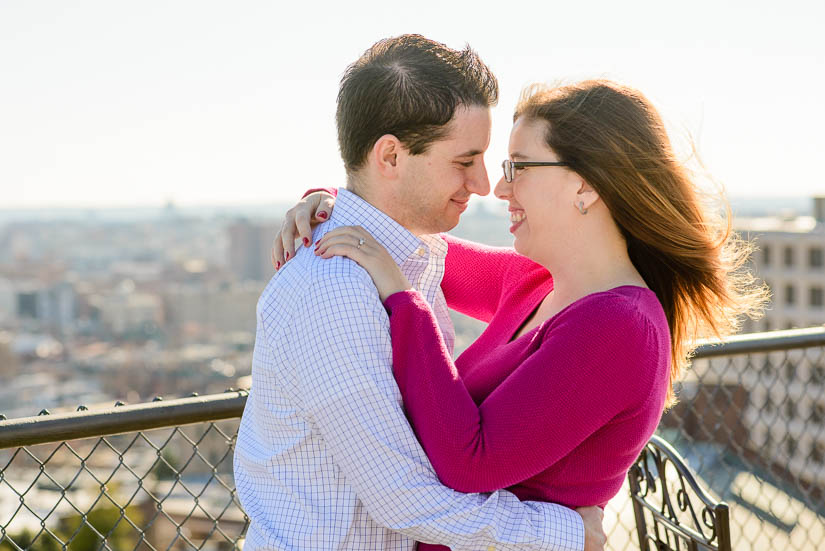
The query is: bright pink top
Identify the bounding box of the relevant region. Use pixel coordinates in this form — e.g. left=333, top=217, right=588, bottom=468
left=385, top=235, right=671, bottom=551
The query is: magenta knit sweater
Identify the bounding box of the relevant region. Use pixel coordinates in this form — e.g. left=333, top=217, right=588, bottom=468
left=385, top=235, right=671, bottom=551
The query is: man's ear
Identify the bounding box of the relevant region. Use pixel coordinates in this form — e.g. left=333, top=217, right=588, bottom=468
left=371, top=134, right=403, bottom=179
left=574, top=177, right=601, bottom=212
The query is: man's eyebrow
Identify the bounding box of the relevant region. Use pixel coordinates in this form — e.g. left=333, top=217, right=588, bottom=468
left=455, top=149, right=483, bottom=158
left=510, top=152, right=527, bottom=160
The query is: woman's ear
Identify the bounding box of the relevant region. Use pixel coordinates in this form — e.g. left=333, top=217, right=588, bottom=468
left=574, top=177, right=601, bottom=212
left=371, top=134, right=403, bottom=179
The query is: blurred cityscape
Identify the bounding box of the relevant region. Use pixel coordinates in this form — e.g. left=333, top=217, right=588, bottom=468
left=0, top=203, right=280, bottom=420
left=0, top=196, right=823, bottom=421
left=0, top=199, right=517, bottom=421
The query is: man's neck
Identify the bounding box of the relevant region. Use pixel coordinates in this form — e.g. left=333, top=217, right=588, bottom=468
left=332, top=187, right=425, bottom=268
left=344, top=182, right=424, bottom=237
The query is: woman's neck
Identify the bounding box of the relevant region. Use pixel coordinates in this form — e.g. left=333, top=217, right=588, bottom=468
left=513, top=248, right=647, bottom=340
left=542, top=243, right=647, bottom=318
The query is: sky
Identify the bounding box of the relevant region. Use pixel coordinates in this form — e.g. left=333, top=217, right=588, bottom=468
left=1, top=0, right=823, bottom=208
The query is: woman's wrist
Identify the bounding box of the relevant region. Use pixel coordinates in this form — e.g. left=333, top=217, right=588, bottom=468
left=383, top=288, right=419, bottom=308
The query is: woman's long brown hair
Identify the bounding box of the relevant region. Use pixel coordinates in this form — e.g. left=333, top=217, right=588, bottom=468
left=515, top=80, right=768, bottom=407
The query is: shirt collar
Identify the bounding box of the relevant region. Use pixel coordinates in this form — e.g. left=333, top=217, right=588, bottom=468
left=421, top=233, right=448, bottom=260
left=330, top=188, right=422, bottom=267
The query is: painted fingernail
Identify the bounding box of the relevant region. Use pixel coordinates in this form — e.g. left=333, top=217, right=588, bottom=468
left=303, top=237, right=310, bottom=246
left=285, top=252, right=290, bottom=260
left=317, top=212, right=328, bottom=220
left=276, top=261, right=281, bottom=270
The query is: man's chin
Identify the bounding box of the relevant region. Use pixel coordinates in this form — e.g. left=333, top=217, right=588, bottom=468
left=408, top=211, right=462, bottom=235
left=434, top=214, right=462, bottom=234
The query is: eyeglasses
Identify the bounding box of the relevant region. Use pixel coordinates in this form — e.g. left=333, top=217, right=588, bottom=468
left=501, top=159, right=571, bottom=183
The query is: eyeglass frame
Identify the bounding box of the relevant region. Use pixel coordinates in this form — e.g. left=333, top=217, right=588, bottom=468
left=501, top=159, right=571, bottom=183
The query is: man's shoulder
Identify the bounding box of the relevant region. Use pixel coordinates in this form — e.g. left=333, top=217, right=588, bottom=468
left=258, top=249, right=381, bottom=317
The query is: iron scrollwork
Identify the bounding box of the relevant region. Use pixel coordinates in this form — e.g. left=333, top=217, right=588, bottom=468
left=628, top=435, right=732, bottom=551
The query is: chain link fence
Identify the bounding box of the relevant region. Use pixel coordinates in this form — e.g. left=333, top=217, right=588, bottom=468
left=0, top=393, right=248, bottom=551
left=1, top=329, right=824, bottom=550
left=605, top=327, right=825, bottom=550
left=0, top=422, right=245, bottom=551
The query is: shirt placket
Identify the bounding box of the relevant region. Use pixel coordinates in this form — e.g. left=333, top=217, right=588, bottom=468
left=404, top=242, right=455, bottom=356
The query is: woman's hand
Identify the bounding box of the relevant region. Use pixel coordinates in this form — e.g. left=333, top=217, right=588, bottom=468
left=272, top=191, right=336, bottom=270
left=315, top=226, right=412, bottom=302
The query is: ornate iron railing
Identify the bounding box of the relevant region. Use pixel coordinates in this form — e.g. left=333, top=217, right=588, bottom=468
left=1, top=328, right=824, bottom=550
left=629, top=435, right=731, bottom=551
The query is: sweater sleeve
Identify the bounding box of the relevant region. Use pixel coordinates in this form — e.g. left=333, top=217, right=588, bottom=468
left=441, top=234, right=544, bottom=322
left=385, top=289, right=661, bottom=493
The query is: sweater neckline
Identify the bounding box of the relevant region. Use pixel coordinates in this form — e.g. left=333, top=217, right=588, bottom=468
left=507, top=284, right=656, bottom=344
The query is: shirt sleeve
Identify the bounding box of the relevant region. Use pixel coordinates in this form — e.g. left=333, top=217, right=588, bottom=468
left=385, top=289, right=659, bottom=494
left=441, top=234, right=543, bottom=322
left=286, top=263, right=585, bottom=551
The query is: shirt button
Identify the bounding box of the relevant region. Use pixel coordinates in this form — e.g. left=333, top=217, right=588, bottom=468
left=415, top=247, right=426, bottom=256
left=487, top=547, right=495, bottom=551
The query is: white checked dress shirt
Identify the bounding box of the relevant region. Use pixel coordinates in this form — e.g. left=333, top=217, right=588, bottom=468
left=234, top=189, right=584, bottom=550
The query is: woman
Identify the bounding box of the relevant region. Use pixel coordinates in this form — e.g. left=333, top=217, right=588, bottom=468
left=275, top=80, right=766, bottom=550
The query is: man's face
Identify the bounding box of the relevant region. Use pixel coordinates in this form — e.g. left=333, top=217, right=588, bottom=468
left=394, top=106, right=492, bottom=234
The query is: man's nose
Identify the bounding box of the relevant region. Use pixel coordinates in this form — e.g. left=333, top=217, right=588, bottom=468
left=467, top=160, right=491, bottom=196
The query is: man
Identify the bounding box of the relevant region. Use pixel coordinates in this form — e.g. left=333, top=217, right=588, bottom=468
left=234, top=35, right=605, bottom=550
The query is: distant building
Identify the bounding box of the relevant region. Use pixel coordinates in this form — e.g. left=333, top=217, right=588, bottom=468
left=670, top=197, right=825, bottom=497
left=3, top=280, right=76, bottom=334
left=95, top=280, right=163, bottom=338
left=227, top=219, right=279, bottom=282
left=736, top=196, right=825, bottom=332
left=0, top=278, right=15, bottom=325
left=163, top=281, right=260, bottom=338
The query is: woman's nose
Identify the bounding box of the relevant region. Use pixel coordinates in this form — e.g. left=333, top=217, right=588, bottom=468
left=494, top=175, right=510, bottom=199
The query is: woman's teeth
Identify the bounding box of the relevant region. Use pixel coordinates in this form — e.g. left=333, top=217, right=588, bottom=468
left=510, top=211, right=526, bottom=223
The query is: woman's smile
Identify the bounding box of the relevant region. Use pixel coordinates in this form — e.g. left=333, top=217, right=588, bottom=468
left=509, top=208, right=527, bottom=233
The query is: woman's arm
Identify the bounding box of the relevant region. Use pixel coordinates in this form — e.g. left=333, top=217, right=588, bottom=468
left=385, top=289, right=661, bottom=493
left=271, top=188, right=543, bottom=322
left=441, top=234, right=542, bottom=322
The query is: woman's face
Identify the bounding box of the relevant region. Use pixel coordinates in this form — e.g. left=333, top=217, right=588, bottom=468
left=494, top=117, right=581, bottom=264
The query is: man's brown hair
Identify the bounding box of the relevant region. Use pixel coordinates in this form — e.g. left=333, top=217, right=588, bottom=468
left=336, top=34, right=498, bottom=175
